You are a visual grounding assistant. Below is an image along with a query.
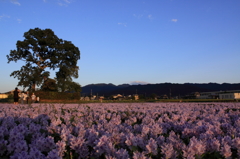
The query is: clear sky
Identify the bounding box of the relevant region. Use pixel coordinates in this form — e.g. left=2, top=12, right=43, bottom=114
left=0, top=0, right=240, bottom=93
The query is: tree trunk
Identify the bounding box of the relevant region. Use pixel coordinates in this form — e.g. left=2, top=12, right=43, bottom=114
left=32, top=83, right=36, bottom=92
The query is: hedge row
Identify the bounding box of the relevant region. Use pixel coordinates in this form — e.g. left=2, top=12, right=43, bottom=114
left=34, top=91, right=80, bottom=100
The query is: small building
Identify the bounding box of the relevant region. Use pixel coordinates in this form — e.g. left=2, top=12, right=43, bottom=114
left=0, top=94, right=8, bottom=99
left=0, top=89, right=22, bottom=99
left=196, top=91, right=219, bottom=99
left=84, top=96, right=90, bottom=101
left=113, top=94, right=122, bottom=99
left=196, top=90, right=240, bottom=99
left=99, top=96, right=104, bottom=99
left=91, top=95, right=97, bottom=100
left=112, top=94, right=123, bottom=100
left=133, top=94, right=139, bottom=100
left=219, top=93, right=240, bottom=100
left=99, top=96, right=104, bottom=102
left=80, top=96, right=90, bottom=101
left=159, top=94, right=168, bottom=99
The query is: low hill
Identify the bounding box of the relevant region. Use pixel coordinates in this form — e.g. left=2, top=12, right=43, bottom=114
left=81, top=83, right=240, bottom=97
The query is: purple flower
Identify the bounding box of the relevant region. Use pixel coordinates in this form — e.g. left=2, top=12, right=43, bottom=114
left=221, top=136, right=232, bottom=146
left=161, top=142, right=177, bottom=159
left=14, top=140, right=28, bottom=153
left=220, top=144, right=232, bottom=158
left=150, top=123, right=163, bottom=137
left=28, top=123, right=41, bottom=134
left=15, top=124, right=28, bottom=135
left=105, top=155, right=117, bottom=159
left=135, top=135, right=145, bottom=150
left=85, top=128, right=99, bottom=147
left=232, top=137, right=240, bottom=157
left=0, top=126, right=8, bottom=140
left=30, top=136, right=56, bottom=153
left=233, top=138, right=240, bottom=148
left=156, top=135, right=165, bottom=146
left=167, top=131, right=184, bottom=151
left=70, top=136, right=89, bottom=158
left=94, top=135, right=116, bottom=157
left=182, top=127, right=197, bottom=139
left=9, top=127, right=25, bottom=143
left=0, top=139, right=7, bottom=155
left=10, top=151, right=29, bottom=159
left=47, top=149, right=61, bottom=159
left=28, top=147, right=45, bottom=159
left=110, top=114, right=121, bottom=125
left=205, top=138, right=220, bottom=153
left=190, top=137, right=206, bottom=155
left=182, top=137, right=205, bottom=158
left=133, top=151, right=147, bottom=159
left=1, top=116, right=16, bottom=129
left=115, top=148, right=129, bottom=159
left=56, top=140, right=66, bottom=157
left=2, top=102, right=240, bottom=159
left=125, top=133, right=137, bottom=147
left=60, top=126, right=71, bottom=143
left=146, top=138, right=158, bottom=155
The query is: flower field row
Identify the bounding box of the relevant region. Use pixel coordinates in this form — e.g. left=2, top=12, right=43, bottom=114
left=1, top=102, right=240, bottom=159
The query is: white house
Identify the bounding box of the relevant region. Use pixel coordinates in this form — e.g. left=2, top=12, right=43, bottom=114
left=219, top=93, right=240, bottom=99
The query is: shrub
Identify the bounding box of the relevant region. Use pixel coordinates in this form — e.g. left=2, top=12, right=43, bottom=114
left=33, top=91, right=80, bottom=100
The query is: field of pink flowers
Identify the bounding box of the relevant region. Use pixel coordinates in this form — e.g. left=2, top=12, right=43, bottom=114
left=1, top=102, right=240, bottom=159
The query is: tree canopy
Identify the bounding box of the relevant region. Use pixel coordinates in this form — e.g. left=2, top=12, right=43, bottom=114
left=41, top=78, right=58, bottom=92
left=7, top=28, right=81, bottom=92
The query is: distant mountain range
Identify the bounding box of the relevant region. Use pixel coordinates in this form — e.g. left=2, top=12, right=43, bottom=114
left=81, top=83, right=240, bottom=97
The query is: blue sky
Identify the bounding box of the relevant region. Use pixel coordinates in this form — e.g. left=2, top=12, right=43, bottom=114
left=0, top=0, right=240, bottom=93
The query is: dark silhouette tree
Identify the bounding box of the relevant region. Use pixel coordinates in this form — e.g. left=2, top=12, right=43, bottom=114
left=41, top=78, right=58, bottom=92
left=6, top=28, right=80, bottom=91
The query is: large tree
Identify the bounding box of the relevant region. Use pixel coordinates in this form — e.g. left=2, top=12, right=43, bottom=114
left=6, top=28, right=80, bottom=91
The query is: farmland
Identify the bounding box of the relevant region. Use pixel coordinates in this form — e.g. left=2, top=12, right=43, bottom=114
left=1, top=102, right=240, bottom=158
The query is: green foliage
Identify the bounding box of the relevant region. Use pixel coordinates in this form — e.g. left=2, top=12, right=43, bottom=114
left=0, top=94, right=13, bottom=103
left=150, top=93, right=157, bottom=99
left=41, top=78, right=58, bottom=91
left=8, top=94, right=13, bottom=99
left=34, top=91, right=80, bottom=100
left=0, top=98, right=12, bottom=103
left=138, top=94, right=146, bottom=99
left=68, top=81, right=81, bottom=92
left=6, top=27, right=80, bottom=91
left=57, top=80, right=81, bottom=93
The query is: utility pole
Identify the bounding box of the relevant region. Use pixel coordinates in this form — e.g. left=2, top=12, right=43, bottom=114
left=169, top=88, right=171, bottom=99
